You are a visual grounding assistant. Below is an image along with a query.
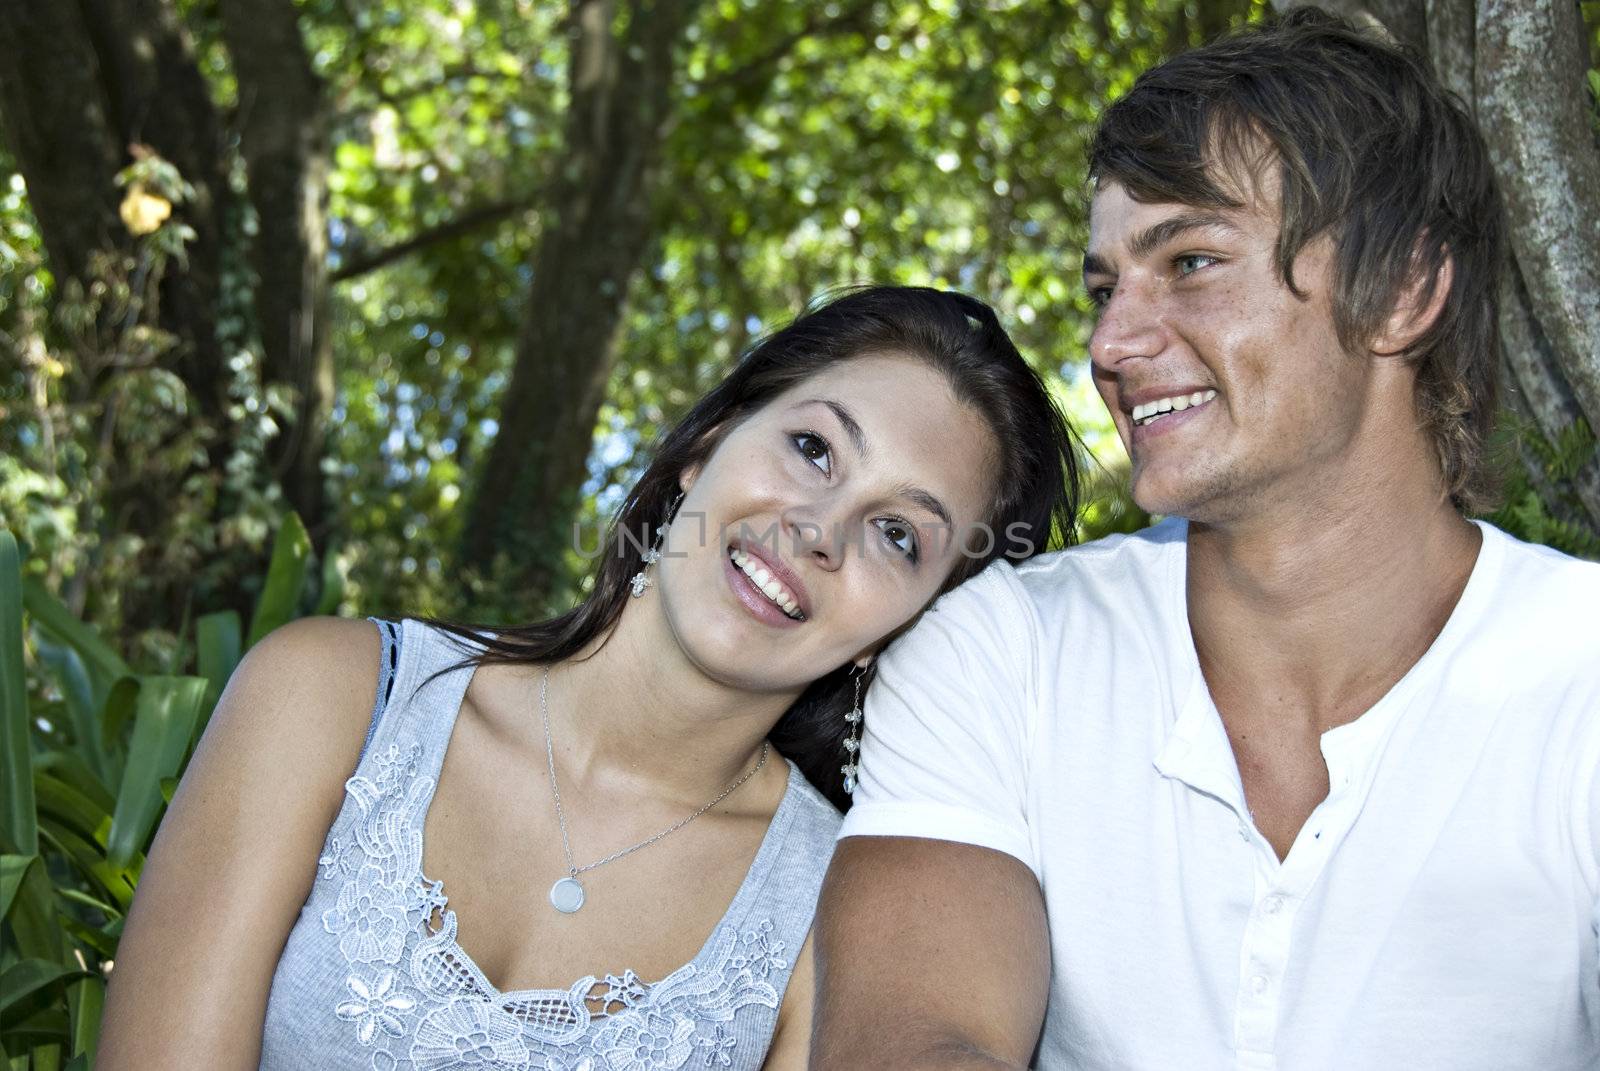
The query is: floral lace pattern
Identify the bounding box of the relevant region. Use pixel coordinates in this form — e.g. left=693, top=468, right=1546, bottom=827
left=316, top=740, right=783, bottom=1069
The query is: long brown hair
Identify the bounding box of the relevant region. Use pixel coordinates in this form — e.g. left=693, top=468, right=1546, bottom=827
left=429, top=285, right=1081, bottom=808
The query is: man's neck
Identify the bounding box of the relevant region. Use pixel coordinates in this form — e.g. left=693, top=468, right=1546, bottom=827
left=1185, top=483, right=1481, bottom=734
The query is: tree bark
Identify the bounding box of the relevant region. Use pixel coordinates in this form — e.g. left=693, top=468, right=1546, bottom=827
left=84, top=0, right=232, bottom=420
left=461, top=0, right=704, bottom=600
left=219, top=0, right=334, bottom=540
left=0, top=3, right=124, bottom=292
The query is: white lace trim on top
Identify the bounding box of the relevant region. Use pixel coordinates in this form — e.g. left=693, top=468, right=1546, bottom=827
left=316, top=739, right=783, bottom=1069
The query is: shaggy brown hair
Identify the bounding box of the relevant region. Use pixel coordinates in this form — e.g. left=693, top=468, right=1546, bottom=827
left=1089, top=6, right=1506, bottom=510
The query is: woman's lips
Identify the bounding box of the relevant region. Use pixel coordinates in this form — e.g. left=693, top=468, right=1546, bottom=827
left=722, top=551, right=804, bottom=628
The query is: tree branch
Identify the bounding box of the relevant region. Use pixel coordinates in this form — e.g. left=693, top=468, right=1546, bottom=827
left=330, top=197, right=535, bottom=282
left=691, top=0, right=876, bottom=100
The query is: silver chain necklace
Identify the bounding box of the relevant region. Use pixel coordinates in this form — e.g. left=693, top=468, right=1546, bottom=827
left=539, top=667, right=770, bottom=914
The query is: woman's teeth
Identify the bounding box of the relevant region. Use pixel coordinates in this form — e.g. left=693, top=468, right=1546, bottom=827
left=1132, top=388, right=1218, bottom=427
left=729, top=548, right=804, bottom=620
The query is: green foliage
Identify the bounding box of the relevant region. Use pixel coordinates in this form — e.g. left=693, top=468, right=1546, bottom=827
left=0, top=518, right=316, bottom=1067
left=1484, top=415, right=1600, bottom=560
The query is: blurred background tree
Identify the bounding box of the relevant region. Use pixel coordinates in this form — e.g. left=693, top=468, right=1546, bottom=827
left=1, top=0, right=1595, bottom=644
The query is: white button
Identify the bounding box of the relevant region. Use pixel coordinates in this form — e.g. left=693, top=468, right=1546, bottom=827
left=1250, top=974, right=1269, bottom=995
left=1262, top=896, right=1283, bottom=915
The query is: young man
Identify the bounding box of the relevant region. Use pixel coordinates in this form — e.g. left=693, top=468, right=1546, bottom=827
left=814, top=9, right=1599, bottom=1070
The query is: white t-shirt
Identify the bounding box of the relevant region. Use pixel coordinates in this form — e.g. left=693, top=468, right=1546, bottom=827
left=840, top=518, right=1600, bottom=1071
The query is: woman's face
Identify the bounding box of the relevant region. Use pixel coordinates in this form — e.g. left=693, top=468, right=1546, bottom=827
left=655, top=352, right=998, bottom=694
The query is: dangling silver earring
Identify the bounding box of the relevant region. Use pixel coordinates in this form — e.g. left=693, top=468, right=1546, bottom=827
left=841, top=666, right=865, bottom=795
left=630, top=491, right=684, bottom=598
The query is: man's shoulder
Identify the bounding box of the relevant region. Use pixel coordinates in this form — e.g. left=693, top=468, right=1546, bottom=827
left=1479, top=521, right=1600, bottom=617
left=1004, top=517, right=1186, bottom=605
left=1470, top=522, right=1600, bottom=678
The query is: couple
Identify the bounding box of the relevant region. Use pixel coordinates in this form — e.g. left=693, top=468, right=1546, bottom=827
left=99, top=10, right=1598, bottom=1070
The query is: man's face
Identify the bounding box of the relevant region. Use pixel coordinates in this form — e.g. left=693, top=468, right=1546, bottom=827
left=1083, top=179, right=1374, bottom=523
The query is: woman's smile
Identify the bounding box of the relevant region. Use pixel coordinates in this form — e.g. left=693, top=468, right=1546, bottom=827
left=724, top=542, right=808, bottom=627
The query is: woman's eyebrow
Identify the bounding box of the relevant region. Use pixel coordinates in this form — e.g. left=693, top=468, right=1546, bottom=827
left=798, top=397, right=869, bottom=459
left=896, top=484, right=953, bottom=528
left=796, top=397, right=952, bottom=527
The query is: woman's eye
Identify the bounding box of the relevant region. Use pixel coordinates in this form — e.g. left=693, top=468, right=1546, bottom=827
left=792, top=432, right=831, bottom=477
left=1174, top=253, right=1219, bottom=277
left=875, top=518, right=919, bottom=563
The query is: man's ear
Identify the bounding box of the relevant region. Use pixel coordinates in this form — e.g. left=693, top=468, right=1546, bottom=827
left=1372, top=247, right=1453, bottom=357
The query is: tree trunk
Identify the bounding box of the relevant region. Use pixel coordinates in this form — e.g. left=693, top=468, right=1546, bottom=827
left=0, top=3, right=125, bottom=293
left=219, top=0, right=334, bottom=540
left=84, top=0, right=232, bottom=421
left=462, top=0, right=703, bottom=602
left=1275, top=0, right=1600, bottom=528
left=0, top=0, right=340, bottom=627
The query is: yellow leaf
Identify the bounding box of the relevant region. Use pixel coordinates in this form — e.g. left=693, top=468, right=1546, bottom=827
left=118, top=186, right=172, bottom=236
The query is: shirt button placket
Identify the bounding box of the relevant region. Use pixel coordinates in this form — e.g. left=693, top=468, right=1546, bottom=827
left=1235, top=883, right=1295, bottom=1067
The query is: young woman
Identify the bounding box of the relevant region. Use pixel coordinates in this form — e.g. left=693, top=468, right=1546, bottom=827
left=97, top=286, right=1080, bottom=1070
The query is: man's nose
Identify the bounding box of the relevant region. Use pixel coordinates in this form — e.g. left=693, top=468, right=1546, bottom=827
left=1088, top=279, right=1169, bottom=370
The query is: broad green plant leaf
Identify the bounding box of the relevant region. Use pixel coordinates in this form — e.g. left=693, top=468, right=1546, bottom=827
left=0, top=961, right=91, bottom=1020
left=19, top=577, right=129, bottom=702
left=247, top=513, right=311, bottom=647
left=312, top=544, right=347, bottom=616
left=30, top=632, right=110, bottom=785
left=68, top=975, right=103, bottom=1061
left=1, top=530, right=35, bottom=856
left=195, top=609, right=241, bottom=736
left=0, top=853, right=38, bottom=919
left=105, top=676, right=207, bottom=870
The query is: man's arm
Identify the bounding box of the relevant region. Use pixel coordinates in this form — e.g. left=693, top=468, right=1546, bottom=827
left=812, top=836, right=1049, bottom=1069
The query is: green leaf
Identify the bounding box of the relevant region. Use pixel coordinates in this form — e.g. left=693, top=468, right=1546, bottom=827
left=195, top=609, right=241, bottom=738
left=247, top=513, right=312, bottom=647
left=105, top=676, right=206, bottom=870
left=20, top=578, right=129, bottom=698
left=68, top=975, right=103, bottom=1061
left=99, top=678, right=140, bottom=781
left=30, top=632, right=109, bottom=785
left=55, top=912, right=117, bottom=960
left=312, top=545, right=347, bottom=616
left=5, top=848, right=61, bottom=960
left=34, top=752, right=113, bottom=816
left=54, top=887, right=121, bottom=920
left=0, top=960, right=90, bottom=1020
left=1, top=531, right=37, bottom=858
left=36, top=821, right=137, bottom=913
left=33, top=774, right=112, bottom=847
left=0, top=853, right=38, bottom=919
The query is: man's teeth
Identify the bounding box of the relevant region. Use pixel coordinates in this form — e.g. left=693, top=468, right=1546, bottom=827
left=729, top=548, right=804, bottom=620
left=1132, top=389, right=1218, bottom=426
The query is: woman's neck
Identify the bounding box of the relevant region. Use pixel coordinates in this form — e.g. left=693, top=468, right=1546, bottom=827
left=540, top=596, right=798, bottom=807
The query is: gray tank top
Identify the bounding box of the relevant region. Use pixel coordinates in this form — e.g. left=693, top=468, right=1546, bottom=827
left=259, top=617, right=842, bottom=1070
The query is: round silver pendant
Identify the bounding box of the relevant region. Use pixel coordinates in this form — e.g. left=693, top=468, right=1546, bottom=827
left=550, top=876, right=585, bottom=914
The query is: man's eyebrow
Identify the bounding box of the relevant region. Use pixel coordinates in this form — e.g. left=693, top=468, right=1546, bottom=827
left=1127, top=212, right=1244, bottom=260
left=896, top=484, right=953, bottom=529
left=1081, top=213, right=1243, bottom=283
left=1082, top=252, right=1112, bottom=279
left=800, top=398, right=868, bottom=458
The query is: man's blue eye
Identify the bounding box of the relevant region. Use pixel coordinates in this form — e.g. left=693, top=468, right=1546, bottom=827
left=1175, top=254, right=1218, bottom=276
left=875, top=518, right=919, bottom=563
left=792, top=432, right=831, bottom=477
